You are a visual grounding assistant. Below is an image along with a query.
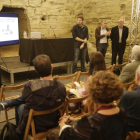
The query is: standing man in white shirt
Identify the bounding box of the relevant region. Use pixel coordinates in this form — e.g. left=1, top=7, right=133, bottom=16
left=110, top=18, right=129, bottom=64
left=95, top=20, right=111, bottom=57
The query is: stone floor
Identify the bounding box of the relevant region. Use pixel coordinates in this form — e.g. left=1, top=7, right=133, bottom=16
left=0, top=59, right=112, bottom=139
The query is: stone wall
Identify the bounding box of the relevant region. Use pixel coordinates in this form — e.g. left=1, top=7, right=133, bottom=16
left=0, top=0, right=132, bottom=59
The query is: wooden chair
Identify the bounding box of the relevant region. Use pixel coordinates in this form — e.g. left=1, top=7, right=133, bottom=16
left=106, top=64, right=115, bottom=72
left=23, top=101, right=66, bottom=140
left=0, top=84, right=24, bottom=123
left=113, top=62, right=128, bottom=73
left=53, top=72, right=78, bottom=93
left=115, top=80, right=136, bottom=105
left=76, top=71, right=89, bottom=86
left=123, top=79, right=136, bottom=91
left=65, top=94, right=90, bottom=118
left=126, top=131, right=140, bottom=140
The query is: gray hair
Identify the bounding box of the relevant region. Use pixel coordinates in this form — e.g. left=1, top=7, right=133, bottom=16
left=101, top=20, right=107, bottom=23
left=132, top=45, right=140, bottom=60
left=136, top=65, right=140, bottom=78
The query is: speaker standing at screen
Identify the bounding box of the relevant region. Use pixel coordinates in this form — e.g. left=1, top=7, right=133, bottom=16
left=72, top=16, right=89, bottom=74
left=110, top=18, right=128, bottom=65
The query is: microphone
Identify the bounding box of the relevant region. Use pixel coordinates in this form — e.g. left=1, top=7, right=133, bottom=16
left=50, top=26, right=56, bottom=38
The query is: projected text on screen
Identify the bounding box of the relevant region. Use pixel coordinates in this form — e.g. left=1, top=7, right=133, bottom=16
left=0, top=13, right=19, bottom=46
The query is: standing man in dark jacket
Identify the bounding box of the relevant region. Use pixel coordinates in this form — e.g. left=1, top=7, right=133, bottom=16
left=110, top=18, right=129, bottom=64
left=0, top=54, right=66, bottom=138
left=72, top=16, right=89, bottom=73
left=95, top=20, right=111, bottom=57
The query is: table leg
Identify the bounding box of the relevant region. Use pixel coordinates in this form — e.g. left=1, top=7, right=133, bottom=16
left=10, top=73, right=14, bottom=84
left=67, top=65, right=70, bottom=74
left=67, top=63, right=72, bottom=74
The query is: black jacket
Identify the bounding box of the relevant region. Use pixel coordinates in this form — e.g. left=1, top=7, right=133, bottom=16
left=110, top=26, right=128, bottom=46
left=16, top=79, right=66, bottom=136
left=60, top=108, right=127, bottom=140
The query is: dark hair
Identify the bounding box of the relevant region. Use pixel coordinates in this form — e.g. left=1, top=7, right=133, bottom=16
left=87, top=71, right=124, bottom=104
left=33, top=54, right=51, bottom=77
left=78, top=16, right=84, bottom=21
left=88, top=52, right=106, bottom=75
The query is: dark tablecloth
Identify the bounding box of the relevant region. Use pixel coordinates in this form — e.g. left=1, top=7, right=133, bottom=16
left=19, top=37, right=89, bottom=65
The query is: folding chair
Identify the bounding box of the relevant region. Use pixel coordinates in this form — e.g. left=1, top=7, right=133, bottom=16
left=23, top=101, right=66, bottom=140
left=126, top=131, right=140, bottom=140
left=0, top=84, right=24, bottom=123
left=76, top=71, right=89, bottom=86
left=113, top=62, right=128, bottom=73
left=123, top=79, right=136, bottom=91
left=53, top=72, right=78, bottom=93
left=65, top=94, right=90, bottom=118
left=115, top=79, right=136, bottom=105
left=106, top=64, right=115, bottom=72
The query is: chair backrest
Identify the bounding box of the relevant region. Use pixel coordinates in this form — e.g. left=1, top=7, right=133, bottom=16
left=123, top=79, right=136, bottom=91
left=0, top=84, right=24, bottom=123
left=106, top=64, right=115, bottom=72
left=0, top=84, right=24, bottom=101
left=76, top=71, right=89, bottom=85
left=126, top=131, right=140, bottom=140
left=114, top=62, right=128, bottom=73
left=65, top=94, right=89, bottom=115
left=53, top=72, right=78, bottom=89
left=23, top=100, right=66, bottom=140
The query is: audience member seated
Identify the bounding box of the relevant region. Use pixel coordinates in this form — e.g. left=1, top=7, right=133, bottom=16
left=119, top=65, right=140, bottom=132
left=0, top=54, right=66, bottom=139
left=119, top=45, right=140, bottom=83
left=59, top=71, right=127, bottom=140
left=78, top=51, right=106, bottom=105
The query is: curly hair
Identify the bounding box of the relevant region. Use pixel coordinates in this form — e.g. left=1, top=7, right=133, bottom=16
left=87, top=71, right=124, bottom=104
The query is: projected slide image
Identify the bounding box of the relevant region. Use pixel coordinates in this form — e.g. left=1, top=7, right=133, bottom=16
left=0, top=17, right=19, bottom=42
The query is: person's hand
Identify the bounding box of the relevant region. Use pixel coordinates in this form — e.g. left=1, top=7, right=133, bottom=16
left=68, top=116, right=78, bottom=121
left=105, top=32, right=111, bottom=36
left=108, top=32, right=111, bottom=36
left=83, top=39, right=87, bottom=43
left=59, top=115, right=70, bottom=124
left=80, top=44, right=84, bottom=49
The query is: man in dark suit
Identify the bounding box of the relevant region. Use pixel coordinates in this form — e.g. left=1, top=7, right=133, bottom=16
left=95, top=20, right=111, bottom=57
left=110, top=18, right=128, bottom=64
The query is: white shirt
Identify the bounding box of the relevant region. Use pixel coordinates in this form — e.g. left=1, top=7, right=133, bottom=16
left=100, top=26, right=107, bottom=43
left=118, top=26, right=123, bottom=43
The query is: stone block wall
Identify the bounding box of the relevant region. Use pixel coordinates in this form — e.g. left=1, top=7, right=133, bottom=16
left=0, top=0, right=132, bottom=59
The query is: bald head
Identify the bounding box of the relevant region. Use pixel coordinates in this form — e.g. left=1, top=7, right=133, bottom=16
left=118, top=18, right=124, bottom=27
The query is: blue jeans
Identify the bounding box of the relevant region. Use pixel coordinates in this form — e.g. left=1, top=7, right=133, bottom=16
left=1, top=96, right=25, bottom=125
left=72, top=47, right=87, bottom=73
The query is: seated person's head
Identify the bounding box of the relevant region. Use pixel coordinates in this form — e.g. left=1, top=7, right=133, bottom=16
left=89, top=52, right=106, bottom=75
left=33, top=54, right=52, bottom=77
left=135, top=65, right=140, bottom=85
left=131, top=45, right=140, bottom=60
left=87, top=71, right=123, bottom=104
